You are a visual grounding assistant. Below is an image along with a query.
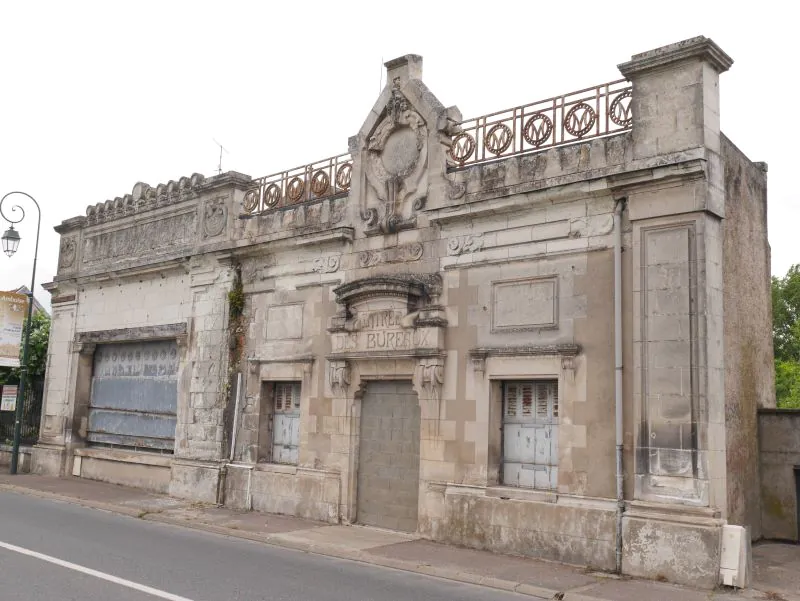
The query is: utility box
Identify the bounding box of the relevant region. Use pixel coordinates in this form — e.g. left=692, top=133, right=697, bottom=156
left=720, top=525, right=750, bottom=588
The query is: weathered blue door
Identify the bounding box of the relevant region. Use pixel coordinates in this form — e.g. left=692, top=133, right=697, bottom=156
left=88, top=341, right=178, bottom=452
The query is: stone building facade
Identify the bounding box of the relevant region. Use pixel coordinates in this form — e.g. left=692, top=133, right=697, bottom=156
left=33, top=36, right=774, bottom=588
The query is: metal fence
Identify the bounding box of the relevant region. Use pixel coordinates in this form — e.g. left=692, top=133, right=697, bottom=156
left=448, top=79, right=633, bottom=168
left=240, top=78, right=633, bottom=217
left=0, top=378, right=43, bottom=445
left=242, top=153, right=353, bottom=215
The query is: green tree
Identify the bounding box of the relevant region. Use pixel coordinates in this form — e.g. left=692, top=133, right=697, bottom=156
left=772, top=264, right=800, bottom=407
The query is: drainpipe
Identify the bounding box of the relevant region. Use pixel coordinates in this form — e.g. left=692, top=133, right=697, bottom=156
left=222, top=373, right=254, bottom=509
left=614, top=197, right=627, bottom=574
left=229, top=372, right=244, bottom=462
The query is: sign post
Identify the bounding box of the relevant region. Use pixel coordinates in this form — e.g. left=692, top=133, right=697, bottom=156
left=0, top=291, right=27, bottom=368
left=1, top=385, right=18, bottom=412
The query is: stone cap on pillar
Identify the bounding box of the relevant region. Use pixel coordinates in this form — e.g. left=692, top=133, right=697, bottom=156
left=385, top=54, right=423, bottom=84
left=618, top=36, right=733, bottom=78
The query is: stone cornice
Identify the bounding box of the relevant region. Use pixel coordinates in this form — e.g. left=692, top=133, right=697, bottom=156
left=618, top=36, right=733, bottom=77
left=54, top=216, right=87, bottom=234
left=70, top=171, right=249, bottom=229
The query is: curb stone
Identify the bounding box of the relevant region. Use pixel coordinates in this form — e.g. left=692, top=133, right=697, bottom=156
left=0, top=481, right=561, bottom=598
left=4, top=482, right=771, bottom=601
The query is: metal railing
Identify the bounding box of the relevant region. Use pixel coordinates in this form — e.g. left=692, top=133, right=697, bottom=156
left=448, top=79, right=632, bottom=168
left=241, top=79, right=633, bottom=214
left=0, top=379, right=43, bottom=446
left=243, top=153, right=353, bottom=215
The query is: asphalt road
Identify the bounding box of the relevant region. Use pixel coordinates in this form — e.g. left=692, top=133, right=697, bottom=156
left=0, top=490, right=525, bottom=601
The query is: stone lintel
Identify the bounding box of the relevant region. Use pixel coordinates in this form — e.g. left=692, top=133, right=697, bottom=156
left=51, top=294, right=77, bottom=306
left=247, top=355, right=315, bottom=366
left=326, top=349, right=445, bottom=362
left=75, top=322, right=188, bottom=345
left=385, top=54, right=423, bottom=83
left=618, top=36, right=733, bottom=78
left=73, top=257, right=192, bottom=285
left=469, top=344, right=581, bottom=359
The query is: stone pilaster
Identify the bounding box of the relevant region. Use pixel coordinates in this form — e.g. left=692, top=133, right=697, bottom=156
left=618, top=36, right=733, bottom=588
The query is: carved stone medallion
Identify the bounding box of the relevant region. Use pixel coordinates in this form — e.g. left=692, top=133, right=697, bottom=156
left=203, top=198, right=227, bottom=238
left=362, top=82, right=428, bottom=236
left=312, top=255, right=340, bottom=273
left=59, top=237, right=77, bottom=269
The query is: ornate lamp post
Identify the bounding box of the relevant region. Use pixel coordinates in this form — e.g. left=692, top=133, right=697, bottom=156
left=1, top=191, right=41, bottom=475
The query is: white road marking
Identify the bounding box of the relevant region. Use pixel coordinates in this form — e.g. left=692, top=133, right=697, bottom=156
left=0, top=539, right=196, bottom=601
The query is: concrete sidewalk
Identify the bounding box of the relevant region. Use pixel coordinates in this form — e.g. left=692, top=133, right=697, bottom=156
left=0, top=474, right=796, bottom=601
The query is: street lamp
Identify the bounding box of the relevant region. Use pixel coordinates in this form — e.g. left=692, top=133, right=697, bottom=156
left=2, top=225, right=20, bottom=256
left=1, top=191, right=41, bottom=475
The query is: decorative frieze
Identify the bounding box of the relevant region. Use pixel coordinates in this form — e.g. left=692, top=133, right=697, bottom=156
left=85, top=173, right=205, bottom=225
left=358, top=242, right=423, bottom=267
left=312, top=255, right=341, bottom=273
left=82, top=211, right=198, bottom=265
left=446, top=234, right=483, bottom=256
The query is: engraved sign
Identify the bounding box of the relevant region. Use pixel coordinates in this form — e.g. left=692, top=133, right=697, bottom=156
left=332, top=328, right=432, bottom=353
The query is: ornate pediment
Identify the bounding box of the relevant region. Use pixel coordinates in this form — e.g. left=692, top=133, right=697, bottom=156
left=352, top=55, right=461, bottom=237
left=328, top=274, right=446, bottom=357
left=361, top=82, right=429, bottom=235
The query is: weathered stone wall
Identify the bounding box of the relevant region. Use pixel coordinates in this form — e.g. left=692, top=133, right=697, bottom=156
left=224, top=464, right=340, bottom=523
left=439, top=486, right=617, bottom=570
left=32, top=35, right=773, bottom=589
left=759, top=409, right=800, bottom=541
left=721, top=134, right=773, bottom=540
left=34, top=174, right=250, bottom=495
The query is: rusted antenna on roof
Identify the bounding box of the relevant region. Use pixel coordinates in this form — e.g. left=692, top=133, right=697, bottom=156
left=213, top=139, right=229, bottom=175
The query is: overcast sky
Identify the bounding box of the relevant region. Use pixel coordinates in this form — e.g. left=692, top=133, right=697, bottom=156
left=1, top=1, right=796, bottom=310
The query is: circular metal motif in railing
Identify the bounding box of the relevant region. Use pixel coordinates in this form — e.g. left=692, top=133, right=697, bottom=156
left=609, top=90, right=633, bottom=127
left=450, top=133, right=476, bottom=164
left=564, top=102, right=596, bottom=137
left=336, top=163, right=352, bottom=191
left=265, top=183, right=282, bottom=207
left=287, top=177, right=305, bottom=202
left=523, top=113, right=553, bottom=147
left=484, top=123, right=513, bottom=155
left=311, top=170, right=330, bottom=197
left=243, top=190, right=260, bottom=213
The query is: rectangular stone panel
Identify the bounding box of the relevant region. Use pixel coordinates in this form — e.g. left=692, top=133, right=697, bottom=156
left=266, top=304, right=303, bottom=340
left=638, top=223, right=698, bottom=481
left=492, top=277, right=557, bottom=332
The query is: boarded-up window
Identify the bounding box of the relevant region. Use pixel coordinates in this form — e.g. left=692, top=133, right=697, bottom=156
left=502, top=380, right=558, bottom=489
left=88, top=341, right=178, bottom=453
left=270, top=381, right=301, bottom=465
